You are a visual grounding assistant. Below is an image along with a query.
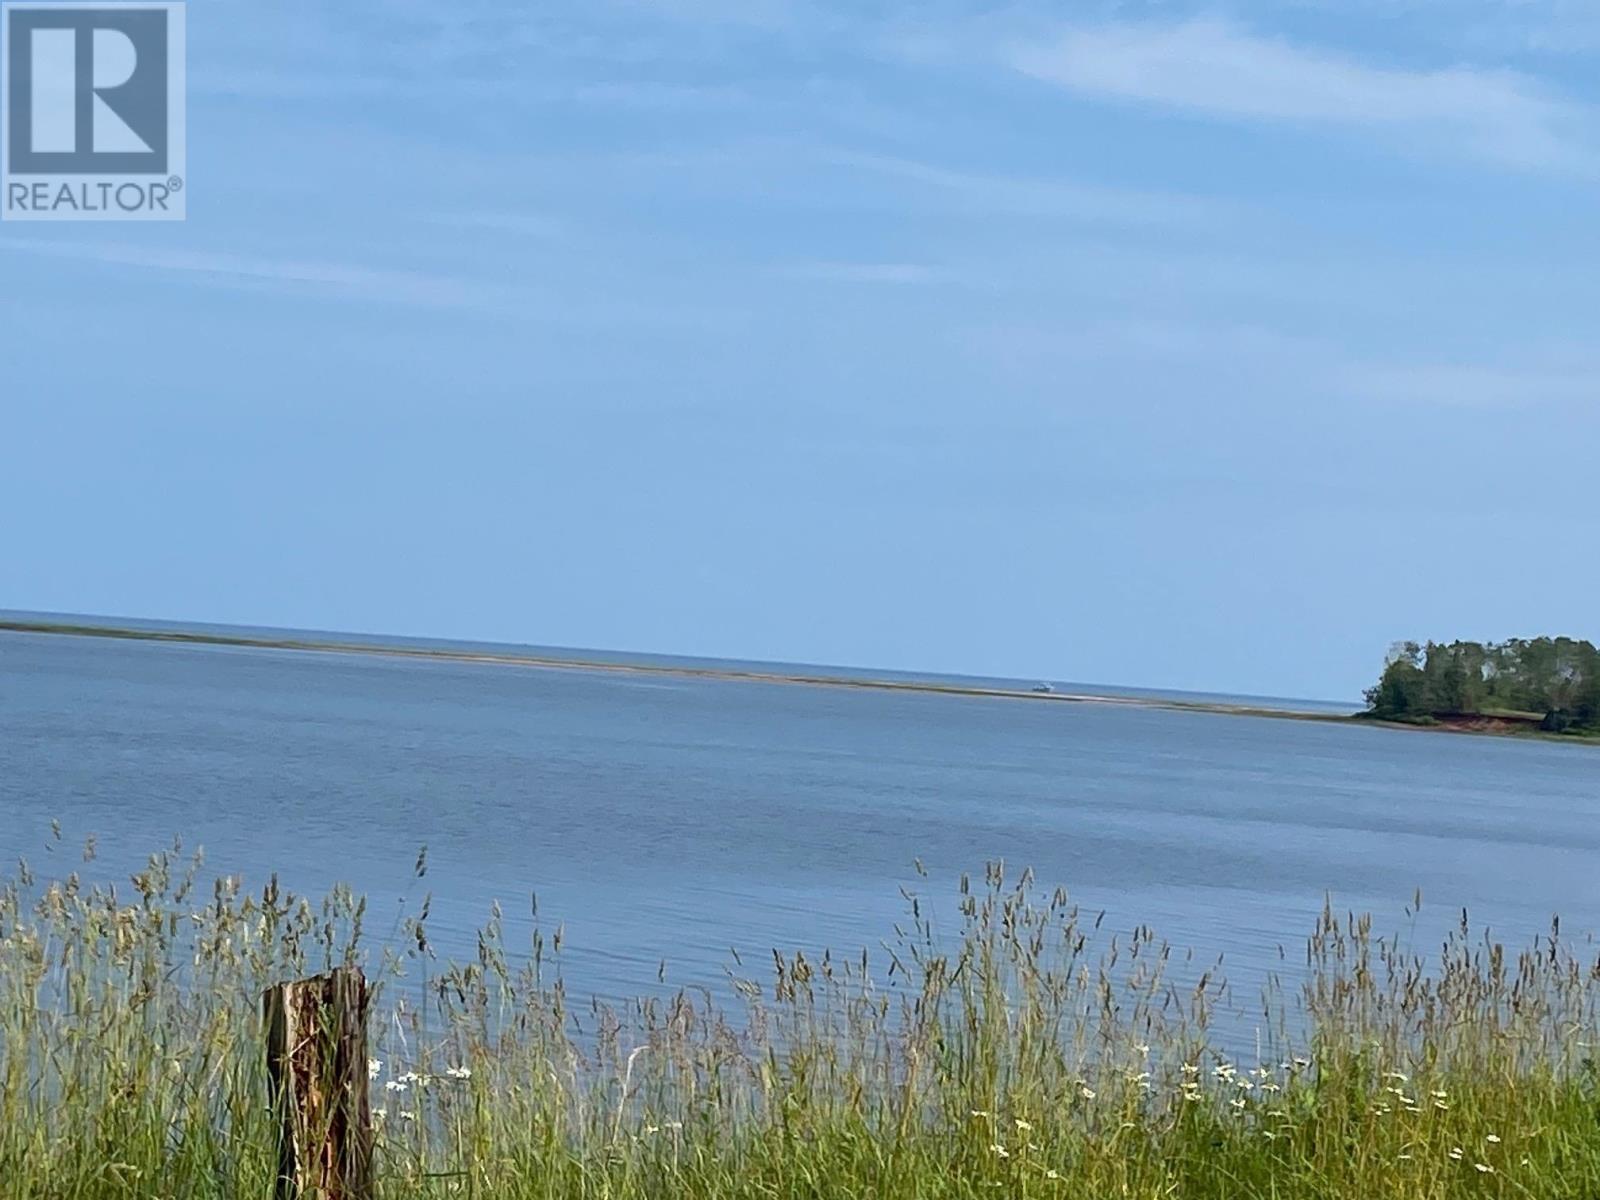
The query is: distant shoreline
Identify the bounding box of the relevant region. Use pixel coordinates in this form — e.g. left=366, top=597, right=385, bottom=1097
left=3, top=617, right=1584, bottom=743
left=2, top=617, right=1349, bottom=720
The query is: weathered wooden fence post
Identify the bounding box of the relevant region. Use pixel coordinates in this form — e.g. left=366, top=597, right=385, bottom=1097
left=263, top=967, right=374, bottom=1200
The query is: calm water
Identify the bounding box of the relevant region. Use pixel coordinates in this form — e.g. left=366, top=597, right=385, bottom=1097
left=3, top=625, right=1598, bottom=1023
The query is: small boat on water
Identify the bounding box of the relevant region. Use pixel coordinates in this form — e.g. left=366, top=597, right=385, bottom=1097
left=1032, top=682, right=1054, bottom=694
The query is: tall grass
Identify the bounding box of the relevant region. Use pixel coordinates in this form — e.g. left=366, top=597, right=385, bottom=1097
left=3, top=840, right=1599, bottom=1198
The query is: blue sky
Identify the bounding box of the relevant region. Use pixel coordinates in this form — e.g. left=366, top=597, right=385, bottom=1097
left=3, top=0, right=1598, bottom=701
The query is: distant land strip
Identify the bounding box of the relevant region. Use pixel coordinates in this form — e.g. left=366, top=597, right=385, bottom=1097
left=3, top=617, right=1363, bottom=721
left=16, top=618, right=1584, bottom=744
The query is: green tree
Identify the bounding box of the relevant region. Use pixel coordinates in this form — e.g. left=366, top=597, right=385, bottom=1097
left=1364, top=636, right=1600, bottom=733
left=1364, top=642, right=1429, bottom=719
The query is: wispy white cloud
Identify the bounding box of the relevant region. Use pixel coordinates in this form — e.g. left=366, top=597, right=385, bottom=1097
left=0, top=237, right=501, bottom=310
left=1348, top=361, right=1600, bottom=408
left=0, top=235, right=754, bottom=331
left=188, top=70, right=403, bottom=101
left=427, top=211, right=565, bottom=238
left=820, top=149, right=1222, bottom=225
left=1010, top=20, right=1597, bottom=172
left=573, top=80, right=751, bottom=109
left=618, top=140, right=1221, bottom=228
left=782, top=260, right=938, bottom=284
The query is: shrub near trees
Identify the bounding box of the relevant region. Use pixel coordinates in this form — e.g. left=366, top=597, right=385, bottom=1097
left=1363, top=637, right=1600, bottom=734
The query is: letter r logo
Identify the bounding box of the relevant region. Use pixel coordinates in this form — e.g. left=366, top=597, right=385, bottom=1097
left=2, top=2, right=185, bottom=220
left=5, top=5, right=170, bottom=173
left=31, top=26, right=153, bottom=154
